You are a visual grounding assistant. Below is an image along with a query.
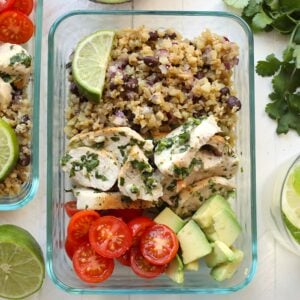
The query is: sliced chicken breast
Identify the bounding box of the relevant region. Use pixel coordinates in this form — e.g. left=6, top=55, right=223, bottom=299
left=174, top=176, right=235, bottom=218
left=154, top=115, right=220, bottom=179
left=74, top=188, right=155, bottom=210
left=62, top=146, right=119, bottom=191
left=177, top=135, right=239, bottom=189
left=68, top=126, right=153, bottom=165
left=0, top=77, right=12, bottom=111
left=0, top=43, right=32, bottom=89
left=118, top=145, right=163, bottom=201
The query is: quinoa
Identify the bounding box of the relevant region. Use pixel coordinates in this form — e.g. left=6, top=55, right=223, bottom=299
left=65, top=27, right=240, bottom=140
left=0, top=91, right=32, bottom=196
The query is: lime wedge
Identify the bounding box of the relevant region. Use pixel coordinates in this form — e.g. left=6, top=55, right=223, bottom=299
left=0, top=225, right=45, bottom=299
left=282, top=164, right=300, bottom=243
left=0, top=118, right=19, bottom=182
left=72, top=30, right=115, bottom=102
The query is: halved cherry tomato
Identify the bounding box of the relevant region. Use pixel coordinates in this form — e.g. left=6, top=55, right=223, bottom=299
left=12, top=0, right=33, bottom=16
left=73, top=243, right=114, bottom=283
left=127, top=216, right=155, bottom=244
left=130, top=246, right=166, bottom=279
left=89, top=216, right=132, bottom=258
left=105, top=209, right=143, bottom=223
left=0, top=0, right=15, bottom=12
left=67, top=210, right=100, bottom=244
left=140, top=224, right=179, bottom=266
left=64, top=200, right=81, bottom=217
left=116, top=250, right=131, bottom=267
left=64, top=236, right=84, bottom=260
left=0, top=10, right=34, bottom=44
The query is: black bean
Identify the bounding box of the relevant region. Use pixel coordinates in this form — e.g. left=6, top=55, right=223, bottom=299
left=19, top=154, right=31, bottom=166
left=131, top=123, right=141, bottom=133
left=70, top=82, right=80, bottom=97
left=193, top=110, right=206, bottom=118
left=65, top=62, right=72, bottom=69
left=220, top=87, right=230, bottom=96
left=79, top=96, right=88, bottom=103
left=223, top=36, right=230, bottom=42
left=124, top=76, right=138, bottom=92
left=109, top=82, right=117, bottom=90
left=195, top=71, right=205, bottom=79
left=148, top=31, right=159, bottom=41
left=123, top=110, right=135, bottom=122
left=143, top=56, right=159, bottom=67
left=21, top=114, right=30, bottom=123
left=227, top=96, right=241, bottom=110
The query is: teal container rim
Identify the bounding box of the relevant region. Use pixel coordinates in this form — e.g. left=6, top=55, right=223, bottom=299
left=0, top=0, right=43, bottom=211
left=47, top=9, right=257, bottom=294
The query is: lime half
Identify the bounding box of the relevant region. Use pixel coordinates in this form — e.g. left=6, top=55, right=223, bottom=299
left=0, top=225, right=45, bottom=299
left=282, top=163, right=300, bottom=243
left=0, top=118, right=19, bottom=182
left=72, top=30, right=115, bottom=102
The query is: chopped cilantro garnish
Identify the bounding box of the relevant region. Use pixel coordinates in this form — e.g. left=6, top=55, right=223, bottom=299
left=95, top=172, right=108, bottom=181
left=61, top=153, right=72, bottom=166
left=131, top=160, right=153, bottom=173
left=120, top=177, right=125, bottom=186
left=10, top=52, right=32, bottom=68
left=130, top=184, right=139, bottom=194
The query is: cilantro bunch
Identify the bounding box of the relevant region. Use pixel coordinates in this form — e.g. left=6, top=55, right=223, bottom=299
left=224, top=0, right=300, bottom=135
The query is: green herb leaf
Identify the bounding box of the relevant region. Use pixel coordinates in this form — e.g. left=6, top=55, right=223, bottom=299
left=252, top=11, right=273, bottom=30
left=280, top=0, right=300, bottom=13
left=9, top=52, right=32, bottom=68
left=243, top=0, right=261, bottom=17
left=223, top=0, right=249, bottom=9
left=288, top=93, right=300, bottom=113
left=272, top=14, right=297, bottom=34
left=256, top=54, right=281, bottom=76
left=293, top=45, right=300, bottom=68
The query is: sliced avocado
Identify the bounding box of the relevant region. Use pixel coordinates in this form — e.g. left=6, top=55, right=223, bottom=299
left=166, top=254, right=184, bottom=284
left=210, top=248, right=244, bottom=282
left=192, top=195, right=232, bottom=228
left=205, top=241, right=235, bottom=268
left=177, top=220, right=212, bottom=264
left=154, top=207, right=185, bottom=233
left=185, top=259, right=199, bottom=271
left=204, top=208, right=242, bottom=246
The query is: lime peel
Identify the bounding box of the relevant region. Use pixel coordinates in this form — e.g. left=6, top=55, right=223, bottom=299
left=72, top=30, right=115, bottom=102
left=0, top=225, right=45, bottom=299
left=0, top=118, right=19, bottom=182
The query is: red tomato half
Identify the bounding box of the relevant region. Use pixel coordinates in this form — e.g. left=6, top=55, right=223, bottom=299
left=0, top=0, right=15, bottom=12
left=0, top=10, right=34, bottom=44
left=67, top=210, right=100, bottom=244
left=130, top=247, right=166, bottom=279
left=140, top=224, right=179, bottom=265
left=105, top=209, right=143, bottom=223
left=116, top=250, right=131, bottom=267
left=73, top=243, right=114, bottom=283
left=12, top=0, right=33, bottom=15
left=64, top=236, right=84, bottom=260
left=89, top=216, right=133, bottom=258
left=64, top=200, right=81, bottom=217
left=127, top=216, right=155, bottom=244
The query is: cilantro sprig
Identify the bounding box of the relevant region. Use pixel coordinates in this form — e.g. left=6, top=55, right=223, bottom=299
left=224, top=0, right=300, bottom=135
left=224, top=0, right=300, bottom=34
left=256, top=24, right=300, bottom=134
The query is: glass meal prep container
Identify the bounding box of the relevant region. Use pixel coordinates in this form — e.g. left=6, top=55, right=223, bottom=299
left=0, top=0, right=43, bottom=210
left=47, top=10, right=256, bottom=294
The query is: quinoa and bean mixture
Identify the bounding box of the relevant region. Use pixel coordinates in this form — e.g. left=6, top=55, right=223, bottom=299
left=0, top=92, right=32, bottom=196
left=65, top=27, right=240, bottom=140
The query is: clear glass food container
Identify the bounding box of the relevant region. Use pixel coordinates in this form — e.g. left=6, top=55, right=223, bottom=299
left=47, top=10, right=256, bottom=294
left=0, top=0, right=43, bottom=210
left=269, top=154, right=300, bottom=255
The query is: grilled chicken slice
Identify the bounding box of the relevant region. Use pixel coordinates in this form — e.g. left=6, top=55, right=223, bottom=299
left=61, top=147, right=119, bottom=191
left=154, top=116, right=220, bottom=179
left=68, top=127, right=153, bottom=165
left=0, top=43, right=32, bottom=89
left=118, top=145, right=163, bottom=201
left=0, top=77, right=12, bottom=111
left=176, top=135, right=239, bottom=190
left=74, top=188, right=155, bottom=210
left=174, top=176, right=235, bottom=218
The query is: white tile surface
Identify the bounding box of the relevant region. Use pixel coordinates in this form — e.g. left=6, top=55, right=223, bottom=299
left=1, top=0, right=300, bottom=299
